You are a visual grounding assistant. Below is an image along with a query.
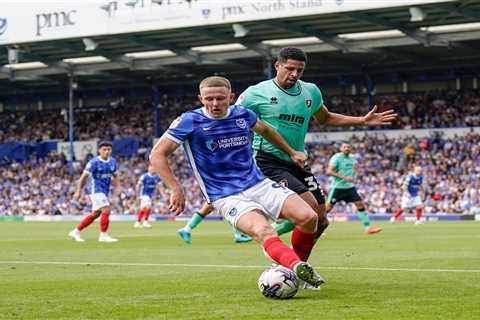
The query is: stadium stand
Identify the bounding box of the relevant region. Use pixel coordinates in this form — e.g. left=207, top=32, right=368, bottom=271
left=1, top=132, right=479, bottom=217
left=1, top=89, right=479, bottom=144
left=1, top=0, right=480, bottom=219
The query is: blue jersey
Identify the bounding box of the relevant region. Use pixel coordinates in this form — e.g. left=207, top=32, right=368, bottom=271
left=164, top=105, right=265, bottom=202
left=84, top=156, right=117, bottom=195
left=139, top=173, right=161, bottom=197
left=404, top=173, right=423, bottom=197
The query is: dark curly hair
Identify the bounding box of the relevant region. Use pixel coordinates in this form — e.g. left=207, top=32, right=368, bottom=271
left=277, top=47, right=307, bottom=64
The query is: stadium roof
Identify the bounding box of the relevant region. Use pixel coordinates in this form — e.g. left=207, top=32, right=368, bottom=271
left=1, top=0, right=480, bottom=96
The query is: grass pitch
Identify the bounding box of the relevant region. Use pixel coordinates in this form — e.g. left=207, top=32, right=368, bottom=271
left=0, top=221, right=479, bottom=320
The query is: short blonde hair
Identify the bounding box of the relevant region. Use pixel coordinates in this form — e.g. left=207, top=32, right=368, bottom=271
left=199, top=76, right=231, bottom=91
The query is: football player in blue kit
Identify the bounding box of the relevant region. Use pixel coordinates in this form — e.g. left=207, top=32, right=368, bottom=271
left=150, top=76, right=325, bottom=288
left=391, top=166, right=425, bottom=224
left=134, top=167, right=162, bottom=228
left=69, top=140, right=120, bottom=242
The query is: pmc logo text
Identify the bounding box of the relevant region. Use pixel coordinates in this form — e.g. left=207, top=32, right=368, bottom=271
left=36, top=10, right=76, bottom=36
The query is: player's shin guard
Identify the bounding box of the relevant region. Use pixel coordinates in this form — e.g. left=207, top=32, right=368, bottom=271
left=262, top=236, right=301, bottom=270
left=357, top=209, right=370, bottom=229
left=185, top=212, right=205, bottom=231
left=100, top=211, right=110, bottom=232
left=136, top=208, right=145, bottom=222
left=393, top=208, right=404, bottom=219
left=77, top=212, right=98, bottom=231
left=144, top=208, right=151, bottom=221
left=415, top=207, right=423, bottom=221
left=291, top=227, right=317, bottom=262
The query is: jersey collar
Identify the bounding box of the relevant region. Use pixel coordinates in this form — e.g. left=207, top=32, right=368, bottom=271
left=97, top=156, right=110, bottom=163
left=201, top=106, right=232, bottom=120
left=272, top=79, right=302, bottom=96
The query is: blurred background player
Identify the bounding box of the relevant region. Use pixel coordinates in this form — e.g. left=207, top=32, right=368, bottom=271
left=390, top=165, right=425, bottom=225
left=177, top=203, right=252, bottom=244
left=326, top=143, right=383, bottom=235
left=69, top=141, right=120, bottom=242
left=134, top=166, right=161, bottom=228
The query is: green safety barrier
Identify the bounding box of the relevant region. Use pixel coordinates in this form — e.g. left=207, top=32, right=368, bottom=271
left=0, top=216, right=24, bottom=222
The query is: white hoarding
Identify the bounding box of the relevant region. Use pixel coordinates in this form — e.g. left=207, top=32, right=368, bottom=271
left=57, top=139, right=98, bottom=161
left=305, top=126, right=480, bottom=143
left=0, top=0, right=457, bottom=45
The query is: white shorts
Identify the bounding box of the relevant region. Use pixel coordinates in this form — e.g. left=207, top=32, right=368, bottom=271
left=140, top=195, right=152, bottom=208
left=401, top=195, right=423, bottom=209
left=213, top=178, right=295, bottom=228
left=89, top=193, right=110, bottom=211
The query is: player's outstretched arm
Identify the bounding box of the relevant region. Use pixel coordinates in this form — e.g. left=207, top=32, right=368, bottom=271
left=251, top=119, right=307, bottom=167
left=362, top=105, right=398, bottom=126
left=149, top=138, right=185, bottom=215
left=313, top=105, right=397, bottom=127
left=73, top=171, right=89, bottom=201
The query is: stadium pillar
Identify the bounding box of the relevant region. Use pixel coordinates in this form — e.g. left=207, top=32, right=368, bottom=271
left=364, top=70, right=375, bottom=110
left=68, top=72, right=75, bottom=174
left=152, top=84, right=162, bottom=138
left=264, top=56, right=273, bottom=79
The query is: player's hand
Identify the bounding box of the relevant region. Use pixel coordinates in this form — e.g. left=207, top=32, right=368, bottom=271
left=362, top=105, right=397, bottom=126
left=290, top=151, right=307, bottom=168
left=169, top=187, right=185, bottom=215
left=344, top=177, right=355, bottom=184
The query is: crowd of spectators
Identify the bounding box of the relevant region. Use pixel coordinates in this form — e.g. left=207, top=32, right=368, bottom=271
left=0, top=150, right=203, bottom=217
left=309, top=89, right=480, bottom=131
left=1, top=89, right=479, bottom=144
left=308, top=131, right=480, bottom=215
left=0, top=95, right=197, bottom=144
left=1, top=133, right=479, bottom=217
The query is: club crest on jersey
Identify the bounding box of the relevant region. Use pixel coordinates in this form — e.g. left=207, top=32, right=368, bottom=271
left=305, top=99, right=312, bottom=108
left=270, top=97, right=278, bottom=104
left=236, top=118, right=247, bottom=129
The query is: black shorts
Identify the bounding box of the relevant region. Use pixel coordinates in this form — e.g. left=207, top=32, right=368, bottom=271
left=255, top=151, right=325, bottom=205
left=327, top=187, right=362, bottom=205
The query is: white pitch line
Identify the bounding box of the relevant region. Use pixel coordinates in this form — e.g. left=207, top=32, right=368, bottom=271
left=319, top=266, right=480, bottom=273
left=0, top=261, right=479, bottom=273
